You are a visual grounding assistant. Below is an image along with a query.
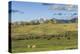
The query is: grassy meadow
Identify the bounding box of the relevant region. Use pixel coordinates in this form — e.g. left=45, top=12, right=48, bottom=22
left=11, top=23, right=78, bottom=53
left=9, top=1, right=78, bottom=53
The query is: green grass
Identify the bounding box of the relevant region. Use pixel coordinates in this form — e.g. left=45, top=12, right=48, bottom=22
left=11, top=23, right=78, bottom=53
left=12, top=39, right=77, bottom=53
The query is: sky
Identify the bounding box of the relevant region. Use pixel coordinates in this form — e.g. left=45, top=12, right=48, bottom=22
left=9, top=1, right=78, bottom=22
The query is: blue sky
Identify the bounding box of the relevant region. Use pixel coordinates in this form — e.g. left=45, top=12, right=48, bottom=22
left=9, top=1, right=78, bottom=22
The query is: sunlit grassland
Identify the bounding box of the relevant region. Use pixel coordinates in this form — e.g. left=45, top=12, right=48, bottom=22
left=12, top=23, right=77, bottom=34
left=11, top=23, right=78, bottom=53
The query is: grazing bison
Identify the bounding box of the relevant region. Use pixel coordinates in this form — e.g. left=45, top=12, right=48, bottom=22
left=67, top=37, right=70, bottom=40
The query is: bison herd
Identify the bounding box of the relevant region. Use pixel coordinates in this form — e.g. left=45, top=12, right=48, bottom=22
left=12, top=31, right=77, bottom=40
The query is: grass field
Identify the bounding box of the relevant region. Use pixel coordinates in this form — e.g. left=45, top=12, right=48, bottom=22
left=11, top=23, right=78, bottom=53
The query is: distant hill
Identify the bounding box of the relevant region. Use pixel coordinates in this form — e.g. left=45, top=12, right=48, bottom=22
left=52, top=17, right=78, bottom=23
left=70, top=17, right=78, bottom=23
left=11, top=17, right=78, bottom=26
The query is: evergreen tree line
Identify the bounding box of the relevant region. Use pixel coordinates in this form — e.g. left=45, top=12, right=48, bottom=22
left=11, top=17, right=78, bottom=26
